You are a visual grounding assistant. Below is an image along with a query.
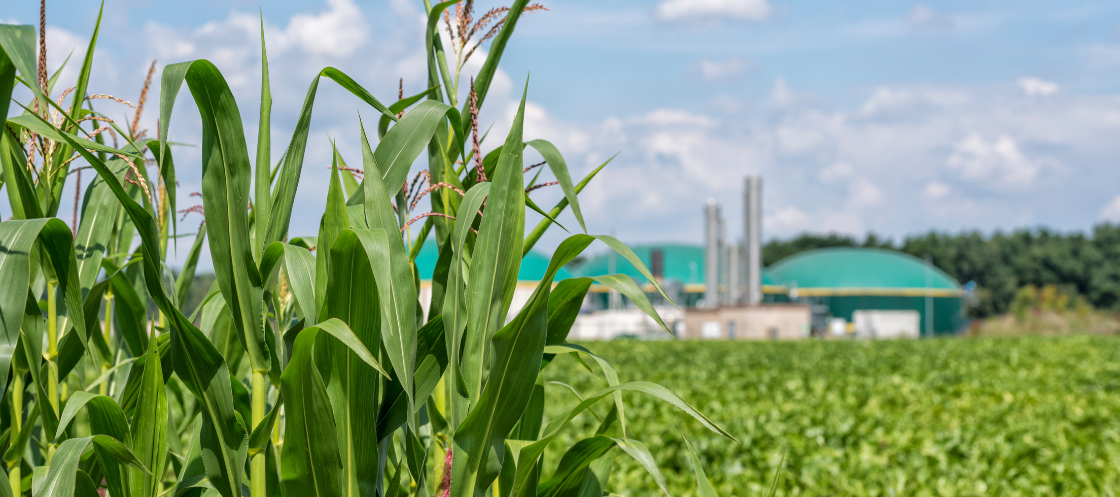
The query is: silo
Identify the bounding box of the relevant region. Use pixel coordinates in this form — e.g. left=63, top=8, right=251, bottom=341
left=704, top=199, right=722, bottom=308
left=743, top=176, right=762, bottom=305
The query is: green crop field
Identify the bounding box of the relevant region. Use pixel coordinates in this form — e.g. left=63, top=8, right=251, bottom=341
left=541, top=336, right=1120, bottom=496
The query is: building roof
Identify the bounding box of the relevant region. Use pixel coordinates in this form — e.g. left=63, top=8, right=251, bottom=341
left=572, top=243, right=779, bottom=287
left=768, top=247, right=961, bottom=296
left=413, top=242, right=573, bottom=282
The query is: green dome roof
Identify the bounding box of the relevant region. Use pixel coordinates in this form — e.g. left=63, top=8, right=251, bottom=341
left=412, top=242, right=572, bottom=282
left=768, top=247, right=960, bottom=293
left=573, top=243, right=779, bottom=286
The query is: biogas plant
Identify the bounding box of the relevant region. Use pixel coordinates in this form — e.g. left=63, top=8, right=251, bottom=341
left=416, top=177, right=967, bottom=340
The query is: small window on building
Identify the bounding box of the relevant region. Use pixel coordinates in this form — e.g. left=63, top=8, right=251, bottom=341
left=727, top=321, right=736, bottom=340
left=702, top=321, right=721, bottom=339
left=651, top=249, right=664, bottom=280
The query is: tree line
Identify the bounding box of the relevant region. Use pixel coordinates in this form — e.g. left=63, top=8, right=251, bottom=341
left=763, top=225, right=1120, bottom=317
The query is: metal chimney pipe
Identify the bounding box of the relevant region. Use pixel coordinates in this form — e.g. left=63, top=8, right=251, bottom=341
left=726, top=242, right=740, bottom=305
left=704, top=199, right=722, bottom=308
left=744, top=177, right=762, bottom=305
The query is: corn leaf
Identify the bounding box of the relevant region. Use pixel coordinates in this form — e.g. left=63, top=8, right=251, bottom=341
left=130, top=343, right=168, bottom=497
left=159, top=59, right=270, bottom=373
left=451, top=234, right=594, bottom=496
left=525, top=139, right=585, bottom=232
left=461, top=81, right=529, bottom=407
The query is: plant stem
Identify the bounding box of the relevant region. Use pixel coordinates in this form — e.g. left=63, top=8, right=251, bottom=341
left=10, top=374, right=22, bottom=497
left=251, top=370, right=266, bottom=497
left=47, top=280, right=59, bottom=463
left=99, top=291, right=113, bottom=396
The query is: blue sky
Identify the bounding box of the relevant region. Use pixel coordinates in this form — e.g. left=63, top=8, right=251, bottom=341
left=6, top=0, right=1120, bottom=265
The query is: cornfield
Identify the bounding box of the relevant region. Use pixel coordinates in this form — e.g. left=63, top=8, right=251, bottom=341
left=0, top=2, right=734, bottom=497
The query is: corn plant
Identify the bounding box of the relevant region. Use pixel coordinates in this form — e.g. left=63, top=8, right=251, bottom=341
left=0, top=1, right=736, bottom=496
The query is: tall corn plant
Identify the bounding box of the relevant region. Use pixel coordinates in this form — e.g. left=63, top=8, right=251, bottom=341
left=0, top=2, right=737, bottom=497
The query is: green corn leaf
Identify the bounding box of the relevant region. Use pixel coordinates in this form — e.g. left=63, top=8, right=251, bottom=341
left=545, top=278, right=593, bottom=347
left=543, top=343, right=626, bottom=437
left=38, top=436, right=149, bottom=497
left=246, top=394, right=282, bottom=458
left=0, top=219, right=88, bottom=402
left=260, top=241, right=317, bottom=327
left=510, top=382, right=545, bottom=442
left=1, top=130, right=37, bottom=220
left=4, top=402, right=38, bottom=466
left=6, top=114, right=132, bottom=158
left=0, top=24, right=49, bottom=118
left=525, top=139, right=585, bottom=232
left=158, top=59, right=270, bottom=373
left=262, top=67, right=396, bottom=247
left=130, top=343, right=168, bottom=497
left=424, top=1, right=458, bottom=106
left=593, top=234, right=675, bottom=306
left=358, top=117, right=420, bottom=425
left=610, top=438, right=670, bottom=496
left=376, top=316, right=447, bottom=440
left=461, top=81, right=529, bottom=408
left=443, top=182, right=490, bottom=431
left=280, top=326, right=345, bottom=497
left=100, top=259, right=149, bottom=357
left=591, top=274, right=671, bottom=335
left=679, top=425, right=718, bottom=497
left=346, top=100, right=464, bottom=207
left=378, top=85, right=441, bottom=139
left=321, top=223, right=386, bottom=497
left=74, top=158, right=128, bottom=296
left=0, top=27, right=19, bottom=126
left=175, top=225, right=207, bottom=309
left=524, top=193, right=567, bottom=233
left=315, top=159, right=350, bottom=322
left=523, top=155, right=614, bottom=255
left=536, top=436, right=615, bottom=497
left=451, top=234, right=594, bottom=496
left=332, top=228, right=417, bottom=428
left=255, top=14, right=272, bottom=262
left=74, top=471, right=98, bottom=497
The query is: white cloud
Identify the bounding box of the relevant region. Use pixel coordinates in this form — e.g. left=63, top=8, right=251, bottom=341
left=283, top=0, right=367, bottom=57
left=924, top=181, right=950, bottom=199
left=1018, top=77, right=1059, bottom=97
left=818, top=161, right=853, bottom=183
left=907, top=4, right=951, bottom=29
left=1100, top=195, right=1120, bottom=221
left=656, top=0, right=771, bottom=22
left=946, top=133, right=1053, bottom=190
left=849, top=178, right=885, bottom=207
left=694, top=57, right=753, bottom=82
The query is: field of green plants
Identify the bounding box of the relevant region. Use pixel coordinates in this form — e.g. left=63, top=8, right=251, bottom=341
left=542, top=336, right=1120, bottom=496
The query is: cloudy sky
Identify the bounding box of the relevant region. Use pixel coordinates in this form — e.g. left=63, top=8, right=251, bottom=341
left=6, top=0, right=1120, bottom=266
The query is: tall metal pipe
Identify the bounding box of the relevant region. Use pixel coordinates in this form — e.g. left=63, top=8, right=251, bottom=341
left=725, top=243, right=740, bottom=305
left=704, top=199, right=722, bottom=308
left=744, top=177, right=762, bottom=305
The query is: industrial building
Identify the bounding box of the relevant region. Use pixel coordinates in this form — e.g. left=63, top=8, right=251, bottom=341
left=413, top=174, right=966, bottom=340
left=768, top=247, right=964, bottom=336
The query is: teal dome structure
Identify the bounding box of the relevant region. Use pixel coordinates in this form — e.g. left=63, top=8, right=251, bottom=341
left=412, top=242, right=572, bottom=282
left=768, top=248, right=960, bottom=295
left=768, top=247, right=964, bottom=335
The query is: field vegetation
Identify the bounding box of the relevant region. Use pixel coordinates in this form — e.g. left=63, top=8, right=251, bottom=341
left=544, top=337, right=1120, bottom=496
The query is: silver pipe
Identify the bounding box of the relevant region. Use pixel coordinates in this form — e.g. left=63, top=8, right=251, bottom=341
left=744, top=176, right=762, bottom=305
